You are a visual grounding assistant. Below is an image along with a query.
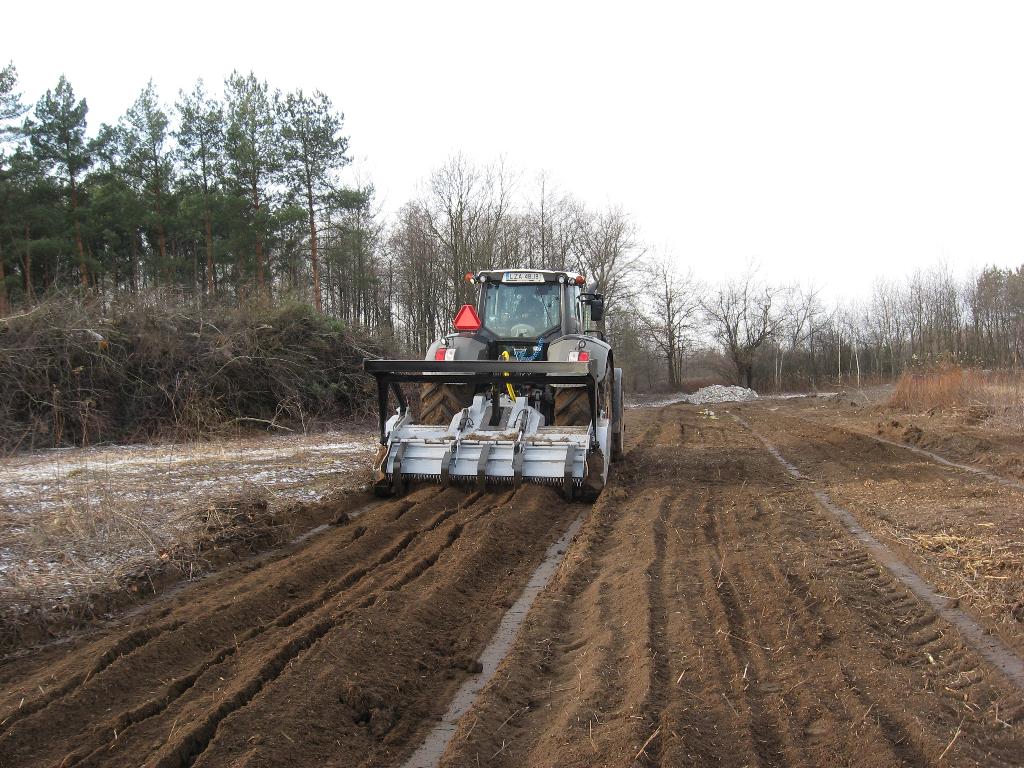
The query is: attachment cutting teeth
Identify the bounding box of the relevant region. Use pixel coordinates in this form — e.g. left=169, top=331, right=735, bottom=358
left=375, top=394, right=608, bottom=500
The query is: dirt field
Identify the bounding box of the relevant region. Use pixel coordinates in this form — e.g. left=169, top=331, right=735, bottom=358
left=2, top=398, right=1023, bottom=767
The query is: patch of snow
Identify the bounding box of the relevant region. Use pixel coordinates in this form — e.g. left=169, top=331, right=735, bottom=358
left=625, top=393, right=691, bottom=409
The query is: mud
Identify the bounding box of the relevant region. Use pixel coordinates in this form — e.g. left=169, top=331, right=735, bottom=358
left=440, top=404, right=1024, bottom=767
left=736, top=413, right=1024, bottom=692
left=402, top=508, right=589, bottom=768
left=2, top=398, right=1024, bottom=767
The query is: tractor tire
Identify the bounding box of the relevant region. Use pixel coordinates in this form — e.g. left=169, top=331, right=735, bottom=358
left=419, top=382, right=473, bottom=425
left=553, top=385, right=591, bottom=426
left=611, top=367, right=625, bottom=461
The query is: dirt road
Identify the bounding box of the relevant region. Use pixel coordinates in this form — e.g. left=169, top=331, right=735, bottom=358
left=2, top=400, right=1023, bottom=767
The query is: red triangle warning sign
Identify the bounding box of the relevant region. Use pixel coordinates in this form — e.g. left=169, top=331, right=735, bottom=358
left=453, top=304, right=482, bottom=331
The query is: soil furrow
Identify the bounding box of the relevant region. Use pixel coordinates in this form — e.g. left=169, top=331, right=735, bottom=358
left=0, top=487, right=479, bottom=767
left=435, top=404, right=1024, bottom=768
left=4, top=399, right=1024, bottom=767
left=65, top=493, right=498, bottom=768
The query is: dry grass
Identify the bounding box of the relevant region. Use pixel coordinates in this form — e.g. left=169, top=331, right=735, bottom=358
left=0, top=428, right=374, bottom=651
left=1, top=489, right=267, bottom=599
left=900, top=529, right=1024, bottom=625
left=890, top=367, right=1024, bottom=427
left=0, top=488, right=279, bottom=654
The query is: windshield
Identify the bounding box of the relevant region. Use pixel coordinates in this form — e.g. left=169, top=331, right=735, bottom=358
left=482, top=281, right=561, bottom=337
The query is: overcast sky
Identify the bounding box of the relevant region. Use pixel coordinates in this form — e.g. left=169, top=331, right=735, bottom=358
left=7, top=1, right=1024, bottom=299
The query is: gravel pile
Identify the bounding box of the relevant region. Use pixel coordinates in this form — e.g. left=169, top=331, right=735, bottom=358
left=685, top=385, right=759, bottom=405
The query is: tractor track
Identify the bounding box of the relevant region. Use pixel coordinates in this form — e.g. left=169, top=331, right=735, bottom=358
left=0, top=484, right=584, bottom=768
left=3, top=399, right=1024, bottom=766
left=437, top=403, right=1024, bottom=767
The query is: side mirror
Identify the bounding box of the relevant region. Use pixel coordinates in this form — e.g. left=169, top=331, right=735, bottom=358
left=582, top=293, right=605, bottom=323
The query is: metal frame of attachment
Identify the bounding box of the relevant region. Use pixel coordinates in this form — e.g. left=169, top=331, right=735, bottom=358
left=363, top=359, right=599, bottom=444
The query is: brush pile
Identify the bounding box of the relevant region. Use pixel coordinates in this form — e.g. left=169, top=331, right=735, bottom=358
left=0, top=297, right=389, bottom=451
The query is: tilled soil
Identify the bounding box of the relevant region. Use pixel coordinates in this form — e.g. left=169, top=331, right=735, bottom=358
left=440, top=404, right=1024, bottom=767
left=2, top=400, right=1024, bottom=767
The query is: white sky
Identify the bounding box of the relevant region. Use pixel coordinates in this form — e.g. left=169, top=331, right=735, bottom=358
left=7, top=1, right=1024, bottom=299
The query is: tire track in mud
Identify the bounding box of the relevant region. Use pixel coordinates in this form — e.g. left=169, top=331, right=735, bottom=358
left=733, top=412, right=1024, bottom=694
left=773, top=406, right=1024, bottom=493
left=635, top=497, right=670, bottom=764
left=437, top=405, right=1024, bottom=768
left=699, top=495, right=797, bottom=768
left=740, top=405, right=1024, bottom=660
left=733, top=411, right=1024, bottom=765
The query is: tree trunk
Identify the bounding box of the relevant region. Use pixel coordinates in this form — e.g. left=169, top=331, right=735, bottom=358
left=130, top=233, right=139, bottom=293
left=158, top=225, right=169, bottom=285
left=204, top=209, right=215, bottom=298
left=0, top=244, right=8, bottom=316
left=252, top=182, right=266, bottom=297
left=305, top=185, right=321, bottom=313
left=71, top=177, right=89, bottom=289
left=837, top=329, right=842, bottom=385
left=22, top=225, right=33, bottom=301
left=255, top=234, right=266, bottom=297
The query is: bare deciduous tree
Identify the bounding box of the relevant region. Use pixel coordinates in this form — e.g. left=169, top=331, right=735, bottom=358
left=636, top=255, right=698, bottom=389
left=702, top=267, right=784, bottom=388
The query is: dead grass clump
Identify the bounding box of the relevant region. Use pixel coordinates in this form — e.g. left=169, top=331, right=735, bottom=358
left=890, top=367, right=1024, bottom=428
left=905, top=529, right=1024, bottom=626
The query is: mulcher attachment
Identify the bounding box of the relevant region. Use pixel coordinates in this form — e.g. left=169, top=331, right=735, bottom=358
left=364, top=360, right=609, bottom=500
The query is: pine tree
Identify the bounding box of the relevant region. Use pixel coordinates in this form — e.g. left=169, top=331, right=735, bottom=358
left=0, top=61, right=28, bottom=312
left=279, top=89, right=349, bottom=312
left=223, top=71, right=281, bottom=297
left=176, top=81, right=224, bottom=298
left=2, top=148, right=63, bottom=301
left=28, top=76, right=93, bottom=288
left=0, top=61, right=26, bottom=145
left=119, top=81, right=173, bottom=288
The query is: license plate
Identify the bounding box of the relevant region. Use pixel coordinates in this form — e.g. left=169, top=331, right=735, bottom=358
left=503, top=271, right=545, bottom=283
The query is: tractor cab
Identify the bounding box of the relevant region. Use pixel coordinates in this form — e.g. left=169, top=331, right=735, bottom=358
left=472, top=269, right=602, bottom=344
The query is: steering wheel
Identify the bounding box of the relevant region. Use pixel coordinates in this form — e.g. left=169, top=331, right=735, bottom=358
left=509, top=323, right=535, bottom=337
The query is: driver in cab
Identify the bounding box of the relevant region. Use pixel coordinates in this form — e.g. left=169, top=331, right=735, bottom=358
left=514, top=293, right=549, bottom=336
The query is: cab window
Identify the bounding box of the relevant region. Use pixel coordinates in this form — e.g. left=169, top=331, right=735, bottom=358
left=482, top=281, right=561, bottom=338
